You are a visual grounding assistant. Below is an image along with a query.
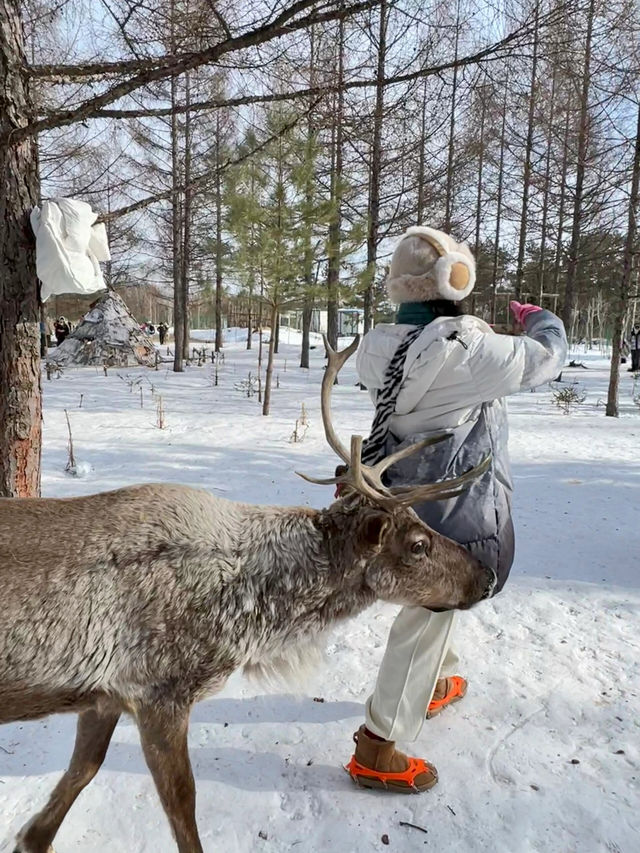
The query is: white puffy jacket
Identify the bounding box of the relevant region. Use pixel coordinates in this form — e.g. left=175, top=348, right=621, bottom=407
left=356, top=310, right=567, bottom=589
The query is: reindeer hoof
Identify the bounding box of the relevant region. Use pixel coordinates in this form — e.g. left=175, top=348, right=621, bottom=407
left=13, top=847, right=54, bottom=853
left=14, top=819, right=55, bottom=853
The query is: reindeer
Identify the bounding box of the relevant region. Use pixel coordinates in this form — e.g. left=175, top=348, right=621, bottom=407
left=0, top=337, right=495, bottom=853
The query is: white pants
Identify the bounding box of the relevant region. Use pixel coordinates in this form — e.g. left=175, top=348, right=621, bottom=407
left=365, top=607, right=458, bottom=742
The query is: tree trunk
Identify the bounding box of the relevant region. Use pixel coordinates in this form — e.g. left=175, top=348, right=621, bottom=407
left=471, top=85, right=487, bottom=315
left=262, top=302, right=278, bottom=416
left=326, top=17, right=344, bottom=350
left=553, top=100, right=572, bottom=295
left=443, top=0, right=461, bottom=232
left=538, top=65, right=557, bottom=303
left=416, top=77, right=428, bottom=223
left=257, top=273, right=264, bottom=403
left=300, top=302, right=312, bottom=368
left=514, top=1, right=540, bottom=301
left=181, top=69, right=192, bottom=360
left=215, top=112, right=223, bottom=352
left=105, top=169, right=113, bottom=289
left=562, top=0, right=595, bottom=331
left=363, top=0, right=386, bottom=333
left=606, top=102, right=640, bottom=417
left=0, top=0, right=42, bottom=497
left=491, top=89, right=508, bottom=324
left=246, top=298, right=252, bottom=349
left=274, top=312, right=280, bottom=354
left=170, top=3, right=183, bottom=372
left=300, top=25, right=315, bottom=370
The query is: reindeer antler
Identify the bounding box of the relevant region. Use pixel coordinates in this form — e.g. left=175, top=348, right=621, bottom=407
left=297, top=335, right=490, bottom=506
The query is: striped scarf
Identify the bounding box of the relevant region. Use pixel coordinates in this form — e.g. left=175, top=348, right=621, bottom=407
left=361, top=326, right=425, bottom=465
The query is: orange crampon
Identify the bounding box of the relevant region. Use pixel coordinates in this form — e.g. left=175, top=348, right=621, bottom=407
left=345, top=755, right=437, bottom=793
left=426, top=675, right=467, bottom=718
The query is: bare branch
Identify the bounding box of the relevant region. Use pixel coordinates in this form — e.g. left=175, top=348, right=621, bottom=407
left=36, top=18, right=543, bottom=126
left=28, top=0, right=376, bottom=81
left=7, top=1, right=378, bottom=144
left=205, top=0, right=232, bottom=40
left=97, top=104, right=314, bottom=222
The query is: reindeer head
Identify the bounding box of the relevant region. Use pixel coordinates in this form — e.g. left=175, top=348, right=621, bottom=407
left=299, top=336, right=496, bottom=611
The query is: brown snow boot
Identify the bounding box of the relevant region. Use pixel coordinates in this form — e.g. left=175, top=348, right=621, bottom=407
left=345, top=725, right=438, bottom=793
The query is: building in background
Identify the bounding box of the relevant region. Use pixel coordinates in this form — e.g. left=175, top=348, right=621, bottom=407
left=280, top=307, right=364, bottom=336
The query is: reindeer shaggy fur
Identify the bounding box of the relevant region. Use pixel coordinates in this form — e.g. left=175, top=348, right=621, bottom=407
left=1, top=482, right=493, bottom=853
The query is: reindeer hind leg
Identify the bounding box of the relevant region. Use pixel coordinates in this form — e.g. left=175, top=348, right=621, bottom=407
left=14, top=707, right=120, bottom=853
left=135, top=703, right=203, bottom=853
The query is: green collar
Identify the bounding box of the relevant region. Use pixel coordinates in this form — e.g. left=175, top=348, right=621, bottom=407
left=396, top=302, right=437, bottom=326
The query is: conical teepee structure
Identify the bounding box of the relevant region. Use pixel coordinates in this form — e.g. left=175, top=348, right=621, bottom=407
left=47, top=290, right=156, bottom=368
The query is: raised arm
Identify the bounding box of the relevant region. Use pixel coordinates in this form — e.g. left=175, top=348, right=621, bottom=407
left=470, top=306, right=567, bottom=401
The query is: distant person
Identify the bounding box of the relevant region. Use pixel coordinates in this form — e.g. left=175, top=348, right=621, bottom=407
left=39, top=320, right=47, bottom=357
left=158, top=322, right=168, bottom=345
left=147, top=322, right=156, bottom=335
left=40, top=316, right=54, bottom=356
left=628, top=323, right=640, bottom=372
left=54, top=316, right=70, bottom=345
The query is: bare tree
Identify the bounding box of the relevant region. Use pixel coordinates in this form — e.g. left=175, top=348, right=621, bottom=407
left=443, top=0, right=461, bottom=232
left=561, top=0, right=595, bottom=332
left=326, top=17, right=345, bottom=350
left=491, top=88, right=508, bottom=323
left=363, top=0, right=387, bottom=333
left=606, top=101, right=640, bottom=417
left=214, top=110, right=224, bottom=353
left=514, top=0, right=540, bottom=301
left=537, top=64, right=558, bottom=302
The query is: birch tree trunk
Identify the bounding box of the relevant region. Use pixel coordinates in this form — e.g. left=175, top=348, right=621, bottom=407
left=0, top=0, right=42, bottom=497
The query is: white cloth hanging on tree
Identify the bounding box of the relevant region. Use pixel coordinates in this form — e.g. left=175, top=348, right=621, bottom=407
left=30, top=198, right=111, bottom=301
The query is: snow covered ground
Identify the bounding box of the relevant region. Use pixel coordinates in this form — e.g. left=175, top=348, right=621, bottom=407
left=1, top=331, right=639, bottom=853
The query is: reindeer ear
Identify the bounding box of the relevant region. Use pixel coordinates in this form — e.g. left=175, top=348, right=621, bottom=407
left=358, top=510, right=392, bottom=551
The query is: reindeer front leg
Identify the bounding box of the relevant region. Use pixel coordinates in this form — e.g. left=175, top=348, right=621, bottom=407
left=14, top=707, right=120, bottom=853
left=136, top=703, right=203, bottom=853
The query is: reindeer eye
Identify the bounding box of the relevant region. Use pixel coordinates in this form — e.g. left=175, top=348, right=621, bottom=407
left=411, top=540, right=426, bottom=555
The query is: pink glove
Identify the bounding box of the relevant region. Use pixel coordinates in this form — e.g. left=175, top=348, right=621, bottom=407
left=509, top=301, right=543, bottom=325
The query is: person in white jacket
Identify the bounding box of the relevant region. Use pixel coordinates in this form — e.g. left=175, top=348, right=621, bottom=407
left=346, top=226, right=567, bottom=793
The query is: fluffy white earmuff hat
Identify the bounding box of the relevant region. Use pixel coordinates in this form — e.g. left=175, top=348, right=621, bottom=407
left=386, top=225, right=476, bottom=304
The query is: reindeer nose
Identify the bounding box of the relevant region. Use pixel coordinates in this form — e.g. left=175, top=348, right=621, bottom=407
left=481, top=566, right=498, bottom=600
